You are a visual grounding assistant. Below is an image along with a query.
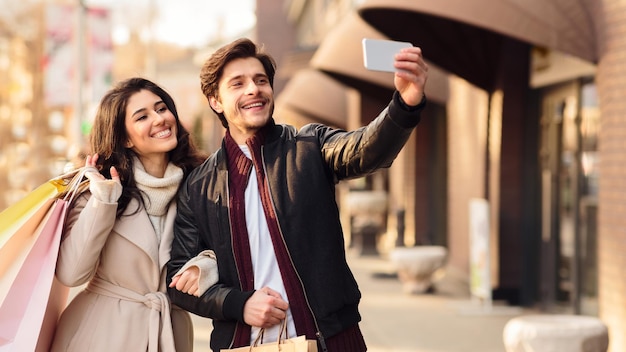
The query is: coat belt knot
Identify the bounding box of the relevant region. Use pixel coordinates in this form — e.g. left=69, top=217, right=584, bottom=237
left=87, top=278, right=176, bottom=352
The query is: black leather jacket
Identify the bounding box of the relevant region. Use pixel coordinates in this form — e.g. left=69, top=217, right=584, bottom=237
left=167, top=92, right=425, bottom=351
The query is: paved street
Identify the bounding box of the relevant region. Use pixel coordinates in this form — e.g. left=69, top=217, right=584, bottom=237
left=190, top=252, right=531, bottom=352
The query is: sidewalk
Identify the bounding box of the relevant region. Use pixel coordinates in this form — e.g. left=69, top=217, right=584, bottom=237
left=190, top=252, right=530, bottom=351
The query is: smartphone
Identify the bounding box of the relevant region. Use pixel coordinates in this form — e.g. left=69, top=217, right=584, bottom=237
left=362, top=38, right=413, bottom=73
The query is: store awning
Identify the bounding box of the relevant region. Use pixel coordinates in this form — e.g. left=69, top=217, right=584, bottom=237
left=309, top=12, right=395, bottom=101
left=274, top=68, right=348, bottom=129
left=310, top=12, right=449, bottom=104
left=358, top=0, right=596, bottom=91
left=273, top=104, right=319, bottom=130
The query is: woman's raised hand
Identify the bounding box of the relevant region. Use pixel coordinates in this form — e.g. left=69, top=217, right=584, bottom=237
left=84, top=153, right=121, bottom=184
left=84, top=153, right=123, bottom=202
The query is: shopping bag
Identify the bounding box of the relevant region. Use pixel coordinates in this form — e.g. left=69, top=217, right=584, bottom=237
left=221, top=320, right=318, bottom=352
left=0, top=167, right=87, bottom=304
left=0, top=180, right=66, bottom=307
left=0, top=166, right=92, bottom=351
left=0, top=165, right=88, bottom=248
left=0, top=197, right=55, bottom=304
left=0, top=199, right=69, bottom=351
left=0, top=179, right=63, bottom=247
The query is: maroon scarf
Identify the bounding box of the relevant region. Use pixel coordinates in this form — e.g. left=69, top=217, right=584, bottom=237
left=224, top=128, right=317, bottom=348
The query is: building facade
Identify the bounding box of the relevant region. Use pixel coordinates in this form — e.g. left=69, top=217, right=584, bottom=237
left=263, top=0, right=625, bottom=351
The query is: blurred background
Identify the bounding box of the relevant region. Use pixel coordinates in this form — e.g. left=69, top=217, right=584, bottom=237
left=2, top=0, right=626, bottom=350
left=0, top=0, right=256, bottom=203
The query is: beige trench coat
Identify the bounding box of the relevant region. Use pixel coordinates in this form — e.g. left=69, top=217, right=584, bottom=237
left=51, top=193, right=193, bottom=352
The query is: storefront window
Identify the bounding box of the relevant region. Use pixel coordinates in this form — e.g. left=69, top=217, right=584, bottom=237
left=578, top=81, right=599, bottom=316
left=539, top=78, right=598, bottom=315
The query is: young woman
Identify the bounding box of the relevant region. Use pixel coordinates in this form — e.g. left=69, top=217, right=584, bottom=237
left=51, top=77, right=210, bottom=352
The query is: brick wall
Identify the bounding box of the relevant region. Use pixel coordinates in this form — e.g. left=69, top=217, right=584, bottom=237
left=595, top=1, right=626, bottom=351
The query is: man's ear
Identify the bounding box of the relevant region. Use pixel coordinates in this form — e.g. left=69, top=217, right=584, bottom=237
left=209, top=96, right=223, bottom=113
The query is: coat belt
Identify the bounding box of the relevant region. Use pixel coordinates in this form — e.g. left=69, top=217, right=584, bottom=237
left=86, top=277, right=176, bottom=352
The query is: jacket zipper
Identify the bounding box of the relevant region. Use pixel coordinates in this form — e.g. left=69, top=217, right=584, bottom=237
left=260, top=146, right=328, bottom=352
left=223, top=174, right=241, bottom=349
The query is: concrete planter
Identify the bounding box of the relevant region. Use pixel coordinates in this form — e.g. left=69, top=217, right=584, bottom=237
left=503, top=314, right=609, bottom=352
left=346, top=190, right=387, bottom=256
left=389, top=245, right=447, bottom=294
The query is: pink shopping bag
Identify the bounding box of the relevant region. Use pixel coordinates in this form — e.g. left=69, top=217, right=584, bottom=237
left=0, top=166, right=92, bottom=352
left=0, top=198, right=69, bottom=351
left=0, top=177, right=66, bottom=294
left=0, top=197, right=56, bottom=306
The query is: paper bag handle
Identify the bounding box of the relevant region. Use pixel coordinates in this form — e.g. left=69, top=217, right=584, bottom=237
left=50, top=166, right=98, bottom=204
left=251, top=319, right=289, bottom=348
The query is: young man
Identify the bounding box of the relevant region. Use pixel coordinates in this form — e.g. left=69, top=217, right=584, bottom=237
left=167, top=37, right=428, bottom=352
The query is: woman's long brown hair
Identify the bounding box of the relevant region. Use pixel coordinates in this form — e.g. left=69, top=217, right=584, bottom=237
left=88, top=77, right=207, bottom=216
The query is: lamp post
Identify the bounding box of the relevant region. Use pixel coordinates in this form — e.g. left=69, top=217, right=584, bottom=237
left=74, top=0, right=87, bottom=149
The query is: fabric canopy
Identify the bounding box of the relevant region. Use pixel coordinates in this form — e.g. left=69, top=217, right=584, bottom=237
left=274, top=68, right=348, bottom=129
left=310, top=12, right=449, bottom=104
left=309, top=12, right=396, bottom=101
left=358, top=0, right=595, bottom=91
